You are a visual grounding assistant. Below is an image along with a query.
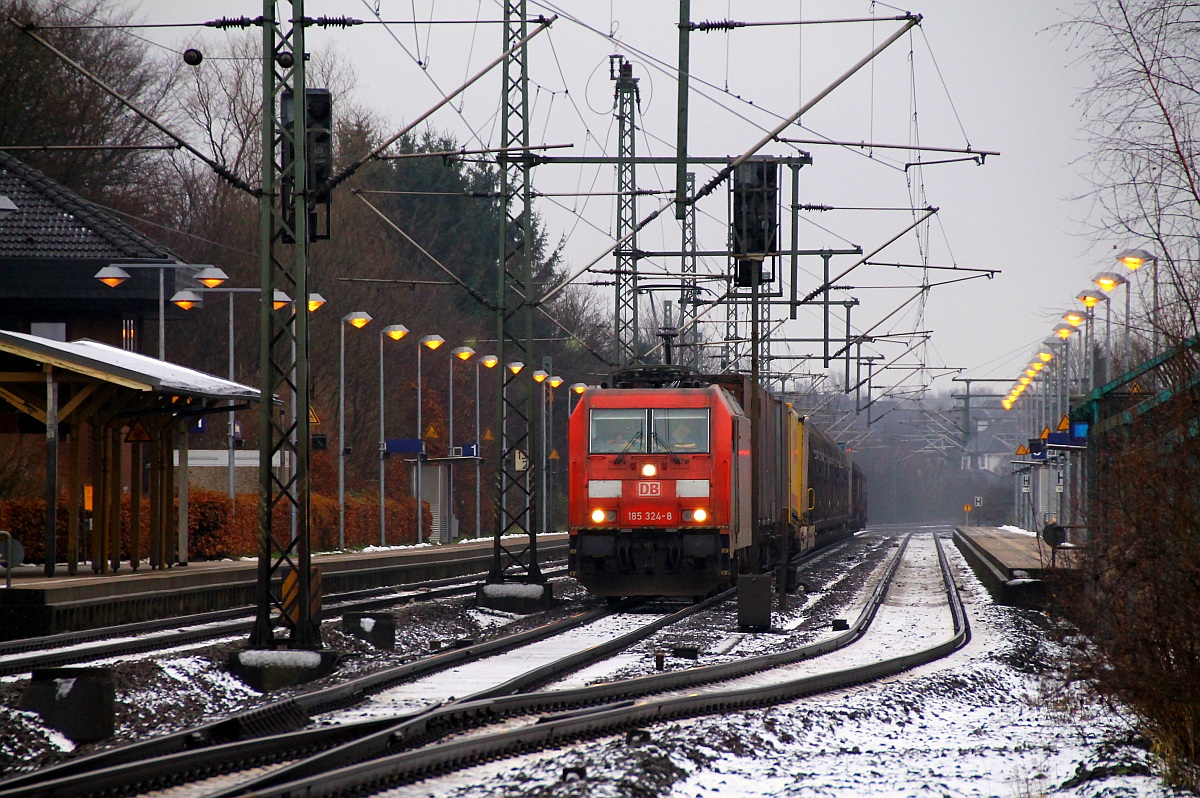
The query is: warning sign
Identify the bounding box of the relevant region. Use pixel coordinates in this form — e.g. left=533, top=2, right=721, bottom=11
left=1039, top=426, right=1050, bottom=440
left=425, top=424, right=439, bottom=439
left=309, top=406, right=321, bottom=425
left=482, top=427, right=494, bottom=442
left=125, top=421, right=151, bottom=443
left=548, top=448, right=560, bottom=461
left=1057, top=414, right=1070, bottom=432
left=1016, top=444, right=1029, bottom=456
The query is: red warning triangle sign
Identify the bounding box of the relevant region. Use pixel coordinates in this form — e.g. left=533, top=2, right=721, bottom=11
left=125, top=421, right=151, bottom=443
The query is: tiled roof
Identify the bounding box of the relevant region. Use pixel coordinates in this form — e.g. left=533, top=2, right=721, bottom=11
left=0, top=150, right=174, bottom=261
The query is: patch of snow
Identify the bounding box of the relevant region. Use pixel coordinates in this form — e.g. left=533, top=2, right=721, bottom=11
left=481, top=583, right=547, bottom=599
left=360, top=618, right=376, bottom=633
left=237, top=649, right=322, bottom=668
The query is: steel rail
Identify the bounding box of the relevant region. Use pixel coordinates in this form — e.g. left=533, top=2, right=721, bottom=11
left=226, top=533, right=969, bottom=798
left=0, top=562, right=567, bottom=677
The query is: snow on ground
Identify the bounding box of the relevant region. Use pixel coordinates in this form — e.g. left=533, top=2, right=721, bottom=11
left=377, top=530, right=1184, bottom=798
left=322, top=610, right=673, bottom=722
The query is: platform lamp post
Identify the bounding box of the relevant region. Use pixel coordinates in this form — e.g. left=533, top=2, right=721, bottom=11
left=288, top=294, right=326, bottom=539
left=378, top=325, right=410, bottom=546
left=530, top=370, right=549, bottom=534
left=446, top=346, right=475, bottom=541
left=171, top=286, right=290, bottom=513
left=1076, top=290, right=1108, bottom=387
left=1117, top=248, right=1159, bottom=356
left=545, top=375, right=563, bottom=532
left=1093, top=271, right=1129, bottom=372
left=568, top=383, right=587, bottom=415
left=415, top=335, right=446, bottom=544
left=474, top=354, right=499, bottom=538
left=96, top=264, right=227, bottom=359
left=502, top=361, right=524, bottom=533
left=339, top=311, right=373, bottom=550
left=1062, top=309, right=1088, bottom=393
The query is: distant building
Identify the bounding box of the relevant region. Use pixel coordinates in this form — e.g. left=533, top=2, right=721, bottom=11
left=0, top=150, right=181, bottom=352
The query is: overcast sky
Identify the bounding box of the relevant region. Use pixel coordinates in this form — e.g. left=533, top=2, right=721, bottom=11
left=118, top=1, right=1111, bottom=400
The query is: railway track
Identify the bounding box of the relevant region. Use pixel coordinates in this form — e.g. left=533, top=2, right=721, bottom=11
left=0, top=532, right=935, bottom=798
left=0, top=564, right=566, bottom=677
left=228, top=531, right=964, bottom=798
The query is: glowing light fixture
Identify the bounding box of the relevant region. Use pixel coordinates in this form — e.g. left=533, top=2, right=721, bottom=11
left=481, top=354, right=499, bottom=369
left=170, top=290, right=203, bottom=310
left=194, top=266, right=228, bottom=288
left=382, top=324, right=409, bottom=341
left=1093, top=272, right=1127, bottom=293
left=344, top=310, right=372, bottom=328
left=95, top=265, right=130, bottom=287
left=641, top=463, right=657, bottom=477
left=420, top=333, right=444, bottom=350
left=507, top=361, right=524, bottom=374
left=532, top=369, right=548, bottom=383
left=570, top=382, right=587, bottom=395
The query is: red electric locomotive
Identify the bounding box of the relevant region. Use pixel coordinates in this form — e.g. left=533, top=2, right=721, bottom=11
left=568, top=366, right=865, bottom=598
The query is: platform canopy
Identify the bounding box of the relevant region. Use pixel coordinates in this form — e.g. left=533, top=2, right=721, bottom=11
left=0, top=331, right=259, bottom=400
left=0, top=331, right=263, bottom=577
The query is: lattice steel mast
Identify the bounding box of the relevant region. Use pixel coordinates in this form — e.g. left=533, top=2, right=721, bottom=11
left=251, top=0, right=316, bottom=647
left=488, top=0, right=543, bottom=585
left=612, top=56, right=641, bottom=366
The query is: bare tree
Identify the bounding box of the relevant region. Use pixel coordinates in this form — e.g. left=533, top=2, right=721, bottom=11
left=1064, top=0, right=1200, bottom=353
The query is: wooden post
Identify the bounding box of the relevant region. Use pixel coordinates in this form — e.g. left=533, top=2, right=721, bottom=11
left=108, top=425, right=122, bottom=572
left=163, top=425, right=175, bottom=565
left=129, top=442, right=142, bottom=571
left=94, top=423, right=108, bottom=574
left=148, top=426, right=161, bottom=569
left=176, top=425, right=189, bottom=566
left=67, top=424, right=81, bottom=575
left=44, top=367, right=59, bottom=577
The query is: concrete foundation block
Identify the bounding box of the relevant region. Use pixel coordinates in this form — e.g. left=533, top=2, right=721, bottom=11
left=227, top=649, right=340, bottom=692
left=18, top=667, right=114, bottom=743
left=341, top=612, right=397, bottom=649
left=475, top=581, right=555, bottom=614
left=737, top=574, right=772, bottom=631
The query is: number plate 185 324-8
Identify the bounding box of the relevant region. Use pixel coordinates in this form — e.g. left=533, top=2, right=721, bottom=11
left=624, top=509, right=674, bottom=524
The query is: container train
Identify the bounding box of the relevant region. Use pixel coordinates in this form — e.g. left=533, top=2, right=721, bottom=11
left=567, top=366, right=866, bottom=597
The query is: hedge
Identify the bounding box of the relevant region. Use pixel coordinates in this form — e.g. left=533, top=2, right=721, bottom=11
left=0, top=490, right=432, bottom=566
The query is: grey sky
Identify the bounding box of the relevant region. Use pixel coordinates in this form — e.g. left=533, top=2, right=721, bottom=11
left=121, top=0, right=1107, bottom=399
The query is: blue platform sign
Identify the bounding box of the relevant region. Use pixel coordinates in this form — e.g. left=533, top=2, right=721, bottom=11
left=461, top=443, right=479, bottom=457
left=386, top=438, right=425, bottom=454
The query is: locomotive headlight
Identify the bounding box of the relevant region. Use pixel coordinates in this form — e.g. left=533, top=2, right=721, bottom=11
left=591, top=508, right=606, bottom=524
left=641, top=463, right=658, bottom=477
left=693, top=508, right=708, bottom=523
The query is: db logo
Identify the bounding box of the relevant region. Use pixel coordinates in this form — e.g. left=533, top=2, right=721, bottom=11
left=636, top=481, right=661, bottom=497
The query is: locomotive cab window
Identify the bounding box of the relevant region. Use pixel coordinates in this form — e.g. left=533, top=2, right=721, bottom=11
left=590, top=409, right=647, bottom=453
left=651, top=409, right=709, bottom=453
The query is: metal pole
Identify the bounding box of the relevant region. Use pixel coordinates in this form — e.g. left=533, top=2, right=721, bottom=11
left=158, top=266, right=165, bottom=360
left=1105, top=299, right=1112, bottom=384
left=228, top=292, right=236, bottom=515
left=1152, top=257, right=1159, bottom=356
left=379, top=333, right=386, bottom=546
left=338, top=321, right=346, bottom=549
left=448, top=356, right=454, bottom=542
left=540, top=380, right=547, bottom=534
left=417, top=343, right=423, bottom=545
left=475, top=360, right=482, bottom=538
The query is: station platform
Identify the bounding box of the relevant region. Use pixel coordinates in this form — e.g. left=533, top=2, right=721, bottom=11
left=952, top=526, right=1078, bottom=609
left=0, top=534, right=568, bottom=641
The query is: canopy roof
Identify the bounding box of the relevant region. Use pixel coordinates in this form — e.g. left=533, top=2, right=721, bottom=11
left=0, top=330, right=259, bottom=401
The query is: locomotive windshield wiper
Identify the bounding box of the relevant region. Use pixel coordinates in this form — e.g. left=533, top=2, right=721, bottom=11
left=613, top=430, right=643, bottom=464
left=652, top=430, right=684, bottom=464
